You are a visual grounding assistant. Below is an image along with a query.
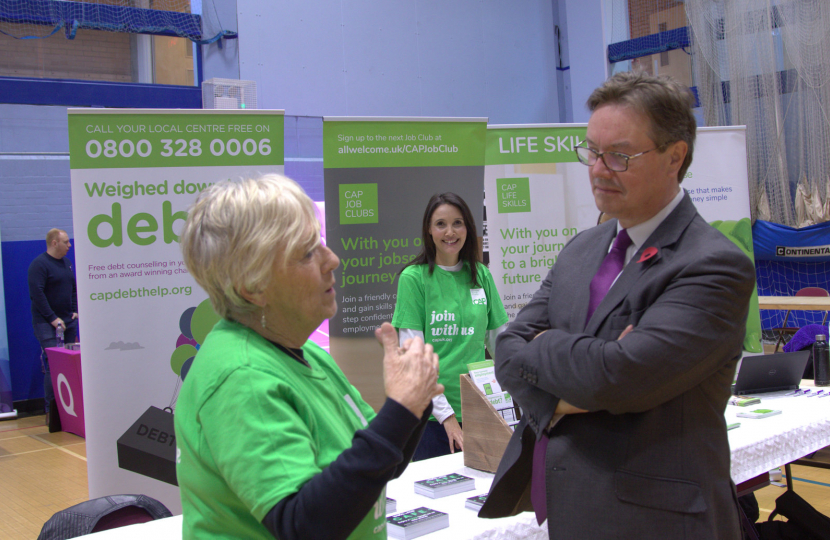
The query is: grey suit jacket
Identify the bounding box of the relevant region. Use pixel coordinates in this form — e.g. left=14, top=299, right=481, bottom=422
left=479, top=194, right=754, bottom=540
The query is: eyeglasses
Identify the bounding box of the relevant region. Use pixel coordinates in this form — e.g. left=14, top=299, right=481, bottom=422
left=575, top=144, right=664, bottom=172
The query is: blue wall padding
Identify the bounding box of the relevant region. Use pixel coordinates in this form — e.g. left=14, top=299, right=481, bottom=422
left=753, top=219, right=830, bottom=262
left=2, top=239, right=75, bottom=402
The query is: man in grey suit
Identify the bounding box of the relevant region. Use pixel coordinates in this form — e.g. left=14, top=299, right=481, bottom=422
left=479, top=72, right=754, bottom=539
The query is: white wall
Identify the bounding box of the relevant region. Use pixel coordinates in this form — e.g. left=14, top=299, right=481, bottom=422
left=236, top=0, right=560, bottom=123
left=0, top=105, right=73, bottom=242
left=559, top=0, right=608, bottom=122
left=202, top=0, right=241, bottom=80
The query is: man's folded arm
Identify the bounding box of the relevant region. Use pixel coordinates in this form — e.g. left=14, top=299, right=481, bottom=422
left=509, top=248, right=754, bottom=414
left=494, top=270, right=561, bottom=432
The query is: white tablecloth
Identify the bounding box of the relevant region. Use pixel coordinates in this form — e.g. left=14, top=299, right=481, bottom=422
left=80, top=452, right=545, bottom=540
left=84, top=382, right=830, bottom=539
left=385, top=453, right=546, bottom=539
left=83, top=515, right=183, bottom=539
left=727, top=380, right=830, bottom=484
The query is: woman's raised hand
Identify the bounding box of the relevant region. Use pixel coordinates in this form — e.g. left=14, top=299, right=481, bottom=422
left=375, top=322, right=444, bottom=417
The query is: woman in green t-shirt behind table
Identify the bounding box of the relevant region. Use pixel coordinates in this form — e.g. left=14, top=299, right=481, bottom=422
left=175, top=174, right=443, bottom=540
left=392, top=193, right=509, bottom=461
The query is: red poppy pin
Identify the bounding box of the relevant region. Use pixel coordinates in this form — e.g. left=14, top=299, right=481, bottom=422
left=637, top=247, right=658, bottom=263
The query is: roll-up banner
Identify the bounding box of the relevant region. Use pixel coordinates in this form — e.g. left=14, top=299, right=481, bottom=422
left=68, top=109, right=284, bottom=510
left=687, top=127, right=761, bottom=352
left=484, top=125, right=761, bottom=352
left=0, top=223, right=13, bottom=419
left=323, top=117, right=487, bottom=408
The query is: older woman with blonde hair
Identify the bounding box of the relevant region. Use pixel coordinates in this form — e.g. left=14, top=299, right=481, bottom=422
left=175, top=174, right=443, bottom=540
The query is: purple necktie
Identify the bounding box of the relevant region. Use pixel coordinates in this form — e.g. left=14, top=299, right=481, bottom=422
left=531, top=435, right=549, bottom=524
left=586, top=229, right=632, bottom=324
left=530, top=229, right=632, bottom=525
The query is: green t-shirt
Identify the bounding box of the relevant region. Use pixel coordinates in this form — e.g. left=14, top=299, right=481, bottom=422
left=175, top=318, right=386, bottom=540
left=391, top=262, right=508, bottom=421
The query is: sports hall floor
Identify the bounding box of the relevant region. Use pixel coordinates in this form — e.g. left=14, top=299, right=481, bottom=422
left=2, top=414, right=830, bottom=540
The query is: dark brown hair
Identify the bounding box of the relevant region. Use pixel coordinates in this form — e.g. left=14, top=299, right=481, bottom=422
left=587, top=71, right=697, bottom=182
left=403, top=192, right=480, bottom=287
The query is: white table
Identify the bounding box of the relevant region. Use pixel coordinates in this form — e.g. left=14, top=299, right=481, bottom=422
left=727, top=380, right=830, bottom=485
left=384, top=453, right=546, bottom=539
left=83, top=514, right=183, bottom=539
left=84, top=384, right=830, bottom=539
left=80, top=453, right=546, bottom=539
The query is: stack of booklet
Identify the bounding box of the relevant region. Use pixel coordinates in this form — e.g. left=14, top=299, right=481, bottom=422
left=387, top=507, right=449, bottom=539
left=729, top=396, right=761, bottom=407
left=465, top=494, right=488, bottom=511
left=736, top=408, right=782, bottom=419
left=386, top=497, right=397, bottom=514
left=414, top=473, right=475, bottom=498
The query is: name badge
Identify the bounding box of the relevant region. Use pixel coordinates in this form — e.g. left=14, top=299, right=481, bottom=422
left=470, top=288, right=487, bottom=305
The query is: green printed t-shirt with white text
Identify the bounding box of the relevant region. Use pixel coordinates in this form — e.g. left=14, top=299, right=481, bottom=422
left=175, top=319, right=386, bottom=540
left=392, top=263, right=508, bottom=421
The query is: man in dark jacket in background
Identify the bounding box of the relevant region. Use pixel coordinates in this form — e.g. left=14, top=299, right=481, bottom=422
left=28, top=228, right=78, bottom=418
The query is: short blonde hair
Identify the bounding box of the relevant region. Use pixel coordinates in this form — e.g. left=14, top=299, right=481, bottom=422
left=180, top=174, right=320, bottom=320
left=46, top=229, right=66, bottom=246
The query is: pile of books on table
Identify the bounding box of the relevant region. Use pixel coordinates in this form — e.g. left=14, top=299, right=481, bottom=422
left=414, top=473, right=475, bottom=498
left=465, top=494, right=488, bottom=511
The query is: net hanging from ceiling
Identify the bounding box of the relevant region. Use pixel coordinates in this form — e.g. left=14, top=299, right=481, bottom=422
left=0, top=0, right=233, bottom=44
left=686, top=0, right=830, bottom=226
left=606, top=0, right=830, bottom=227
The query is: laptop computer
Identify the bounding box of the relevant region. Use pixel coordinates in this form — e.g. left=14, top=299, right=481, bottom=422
left=732, top=350, right=811, bottom=395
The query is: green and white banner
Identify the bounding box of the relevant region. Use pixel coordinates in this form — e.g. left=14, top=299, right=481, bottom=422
left=68, top=109, right=284, bottom=510
left=323, top=117, right=487, bottom=338
left=322, top=117, right=486, bottom=410
left=686, top=127, right=761, bottom=352
left=484, top=124, right=592, bottom=318
left=484, top=124, right=761, bottom=352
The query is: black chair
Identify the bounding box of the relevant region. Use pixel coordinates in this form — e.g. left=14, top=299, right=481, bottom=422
left=37, top=494, right=172, bottom=540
